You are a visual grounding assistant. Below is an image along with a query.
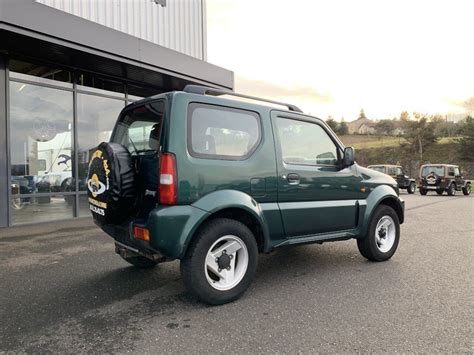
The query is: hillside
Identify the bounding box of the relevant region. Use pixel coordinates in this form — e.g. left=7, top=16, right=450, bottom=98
left=339, top=135, right=473, bottom=178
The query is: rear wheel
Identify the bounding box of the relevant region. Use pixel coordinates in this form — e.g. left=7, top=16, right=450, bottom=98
left=419, top=188, right=428, bottom=195
left=357, top=205, right=400, bottom=262
left=447, top=183, right=456, bottom=196
left=436, top=189, right=444, bottom=195
left=120, top=255, right=158, bottom=269
left=407, top=182, right=416, bottom=194
left=181, top=218, right=258, bottom=305
left=463, top=184, right=471, bottom=196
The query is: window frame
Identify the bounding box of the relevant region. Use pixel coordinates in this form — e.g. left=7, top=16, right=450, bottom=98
left=273, top=114, right=343, bottom=168
left=187, top=102, right=262, bottom=161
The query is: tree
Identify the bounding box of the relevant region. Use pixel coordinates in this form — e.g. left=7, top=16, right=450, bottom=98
left=458, top=116, right=474, bottom=160
left=375, top=119, right=395, bottom=136
left=358, top=109, right=367, bottom=120
left=325, top=116, right=339, bottom=132
left=338, top=118, right=348, bottom=135
left=401, top=113, right=438, bottom=161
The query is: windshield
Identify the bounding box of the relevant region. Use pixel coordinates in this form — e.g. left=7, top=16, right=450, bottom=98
left=112, top=100, right=165, bottom=155
left=421, top=166, right=444, bottom=177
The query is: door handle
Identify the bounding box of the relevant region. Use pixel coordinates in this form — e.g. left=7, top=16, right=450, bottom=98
left=286, top=173, right=300, bottom=185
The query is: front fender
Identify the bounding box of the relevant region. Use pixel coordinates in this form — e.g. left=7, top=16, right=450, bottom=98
left=360, top=184, right=404, bottom=237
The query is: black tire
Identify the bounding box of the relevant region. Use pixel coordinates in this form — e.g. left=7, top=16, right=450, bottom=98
left=120, top=255, right=158, bottom=269
left=357, top=205, right=400, bottom=262
left=407, top=182, right=416, bottom=194
left=447, top=183, right=456, bottom=196
left=463, top=184, right=471, bottom=196
left=180, top=218, right=258, bottom=305
left=436, top=189, right=444, bottom=196
left=419, top=188, right=428, bottom=195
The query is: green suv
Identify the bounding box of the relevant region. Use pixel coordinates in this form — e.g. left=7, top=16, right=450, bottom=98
left=87, top=86, right=405, bottom=304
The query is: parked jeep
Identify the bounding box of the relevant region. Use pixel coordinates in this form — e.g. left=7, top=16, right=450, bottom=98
left=87, top=85, right=405, bottom=304
left=367, top=165, right=416, bottom=194
left=419, top=164, right=471, bottom=196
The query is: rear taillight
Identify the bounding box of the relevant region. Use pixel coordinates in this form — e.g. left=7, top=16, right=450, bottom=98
left=133, top=226, right=150, bottom=241
left=159, top=153, right=177, bottom=205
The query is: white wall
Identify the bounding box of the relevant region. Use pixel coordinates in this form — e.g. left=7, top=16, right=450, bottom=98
left=36, top=0, right=207, bottom=60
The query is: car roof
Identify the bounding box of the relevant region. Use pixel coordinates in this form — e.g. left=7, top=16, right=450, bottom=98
left=420, top=164, right=457, bottom=167
left=368, top=164, right=400, bottom=168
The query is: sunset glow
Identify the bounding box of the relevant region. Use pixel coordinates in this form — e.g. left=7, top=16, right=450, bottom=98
left=207, top=0, right=474, bottom=120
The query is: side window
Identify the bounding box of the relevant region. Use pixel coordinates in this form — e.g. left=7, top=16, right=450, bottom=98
left=396, top=167, right=403, bottom=176
left=188, top=103, right=261, bottom=160
left=454, top=167, right=460, bottom=176
left=275, top=117, right=339, bottom=166
left=370, top=166, right=385, bottom=173
left=387, top=167, right=397, bottom=175
left=448, top=167, right=455, bottom=177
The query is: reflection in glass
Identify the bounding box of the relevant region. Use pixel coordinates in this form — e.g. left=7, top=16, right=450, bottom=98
left=11, top=194, right=74, bottom=225
left=9, top=82, right=73, bottom=195
left=9, top=59, right=73, bottom=87
left=77, top=93, right=125, bottom=190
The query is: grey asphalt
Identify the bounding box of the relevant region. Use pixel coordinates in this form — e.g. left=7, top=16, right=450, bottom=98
left=1, top=193, right=473, bottom=353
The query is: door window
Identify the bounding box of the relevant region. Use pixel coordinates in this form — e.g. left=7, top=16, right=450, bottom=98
left=454, top=167, right=460, bottom=176
left=275, top=117, right=339, bottom=166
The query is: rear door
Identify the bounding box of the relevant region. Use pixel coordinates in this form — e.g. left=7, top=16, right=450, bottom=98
left=271, top=111, right=363, bottom=237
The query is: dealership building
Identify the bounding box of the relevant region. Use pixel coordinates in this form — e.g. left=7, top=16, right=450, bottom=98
left=0, top=0, right=233, bottom=228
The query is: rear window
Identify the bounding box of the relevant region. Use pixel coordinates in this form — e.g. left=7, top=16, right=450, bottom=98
left=188, top=103, right=261, bottom=160
left=113, top=100, right=165, bottom=154
left=421, top=166, right=444, bottom=176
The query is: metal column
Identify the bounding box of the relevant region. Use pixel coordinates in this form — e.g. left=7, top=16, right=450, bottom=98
left=0, top=56, right=8, bottom=227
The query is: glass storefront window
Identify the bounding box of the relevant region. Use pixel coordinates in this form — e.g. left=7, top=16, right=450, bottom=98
left=11, top=194, right=74, bottom=225
left=9, top=82, right=74, bottom=197
left=127, top=84, right=159, bottom=99
left=77, top=73, right=125, bottom=98
left=9, top=59, right=73, bottom=88
left=77, top=93, right=125, bottom=191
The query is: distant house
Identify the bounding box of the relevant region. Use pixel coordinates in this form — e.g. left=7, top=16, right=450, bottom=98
left=347, top=117, right=376, bottom=134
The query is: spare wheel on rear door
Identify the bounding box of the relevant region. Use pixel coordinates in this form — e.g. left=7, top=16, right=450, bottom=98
left=87, top=142, right=136, bottom=225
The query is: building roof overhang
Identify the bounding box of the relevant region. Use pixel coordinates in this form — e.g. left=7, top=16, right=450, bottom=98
left=0, top=0, right=233, bottom=91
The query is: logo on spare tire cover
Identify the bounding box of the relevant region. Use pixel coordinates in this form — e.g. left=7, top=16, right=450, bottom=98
left=88, top=150, right=110, bottom=198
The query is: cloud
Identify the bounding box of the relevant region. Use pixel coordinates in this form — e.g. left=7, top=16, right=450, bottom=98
left=234, top=75, right=333, bottom=104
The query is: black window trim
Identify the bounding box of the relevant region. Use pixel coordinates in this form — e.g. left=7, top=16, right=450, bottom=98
left=187, top=102, right=262, bottom=161
left=274, top=113, right=344, bottom=168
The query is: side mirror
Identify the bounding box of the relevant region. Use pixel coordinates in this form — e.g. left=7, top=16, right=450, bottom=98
left=342, top=147, right=355, bottom=167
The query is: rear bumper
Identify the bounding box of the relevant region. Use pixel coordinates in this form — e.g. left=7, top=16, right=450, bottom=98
left=97, top=205, right=209, bottom=260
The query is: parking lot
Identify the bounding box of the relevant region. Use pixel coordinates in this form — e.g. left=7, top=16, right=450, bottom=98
left=0, top=193, right=472, bottom=353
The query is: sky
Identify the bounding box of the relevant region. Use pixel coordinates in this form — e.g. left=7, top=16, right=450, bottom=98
left=206, top=0, right=474, bottom=121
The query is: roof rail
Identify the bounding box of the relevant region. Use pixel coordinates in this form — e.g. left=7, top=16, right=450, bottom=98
left=183, top=85, right=303, bottom=113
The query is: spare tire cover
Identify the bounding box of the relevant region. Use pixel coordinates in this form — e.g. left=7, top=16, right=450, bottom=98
left=87, top=142, right=136, bottom=225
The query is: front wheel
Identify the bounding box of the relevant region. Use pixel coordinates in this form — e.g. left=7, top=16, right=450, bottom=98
left=419, top=188, right=428, bottom=195
left=357, top=205, right=400, bottom=262
left=463, top=184, right=471, bottom=196
left=407, top=182, right=416, bottom=194
left=181, top=218, right=258, bottom=305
